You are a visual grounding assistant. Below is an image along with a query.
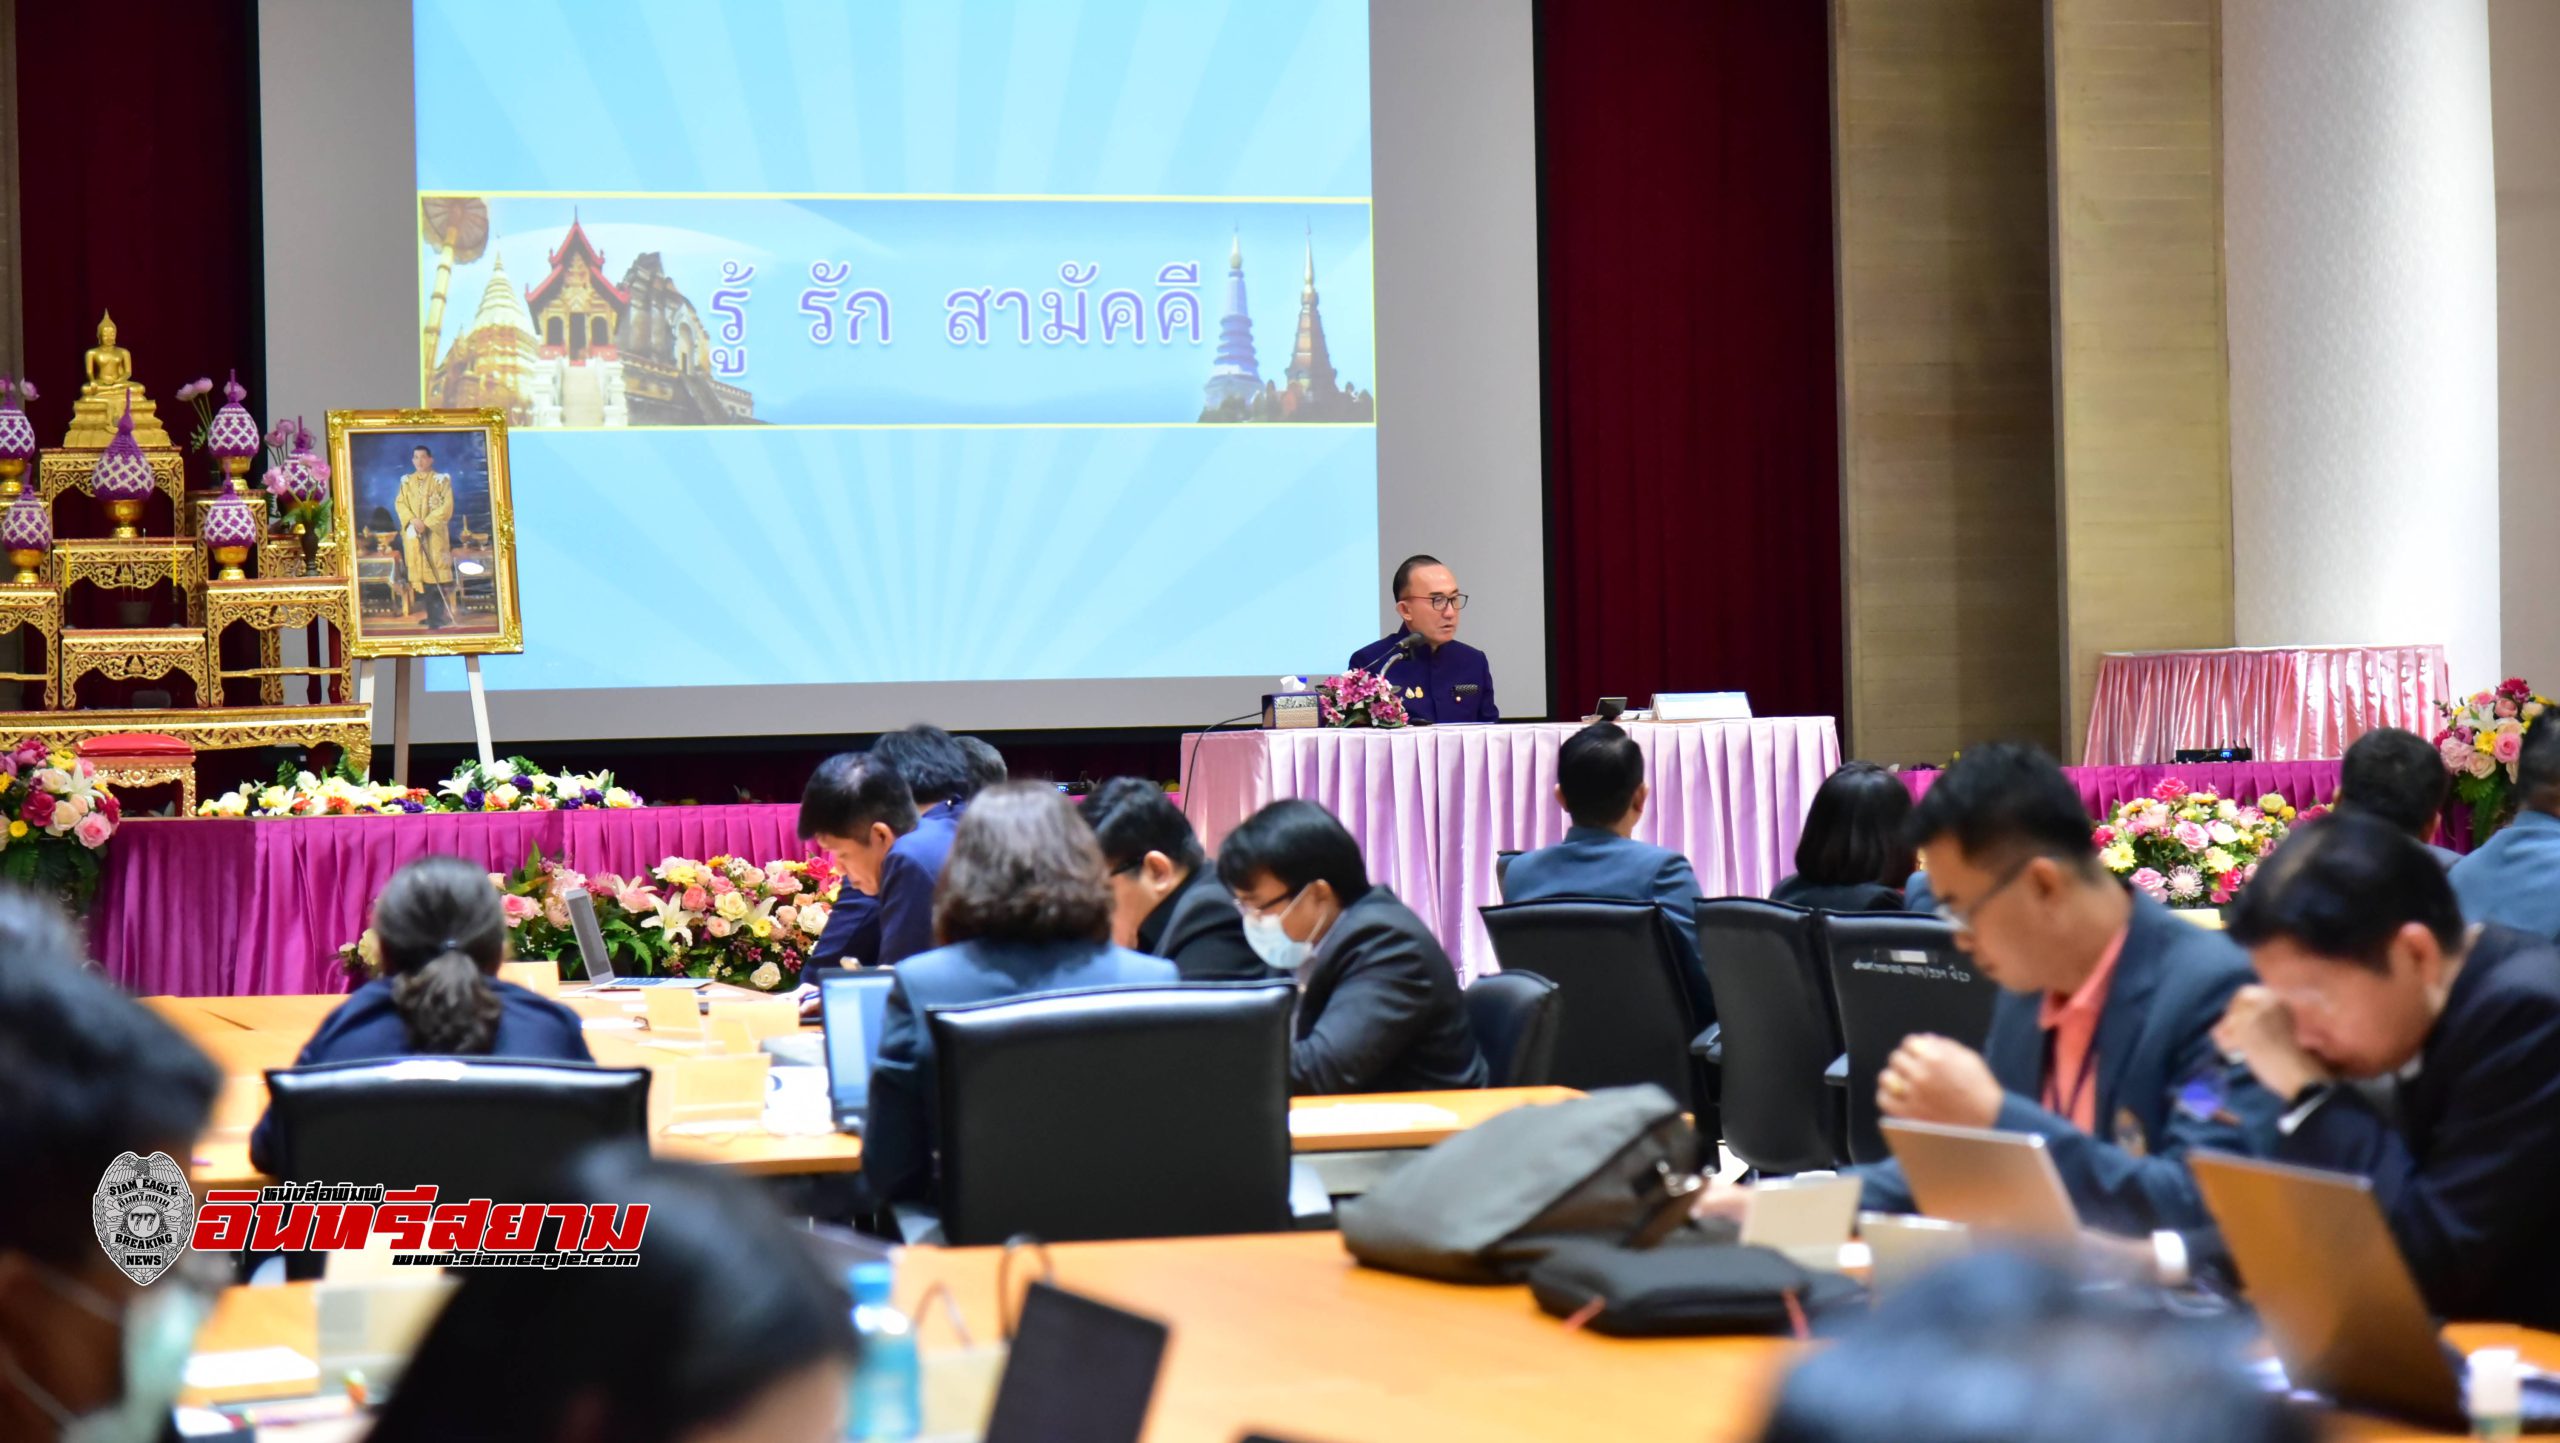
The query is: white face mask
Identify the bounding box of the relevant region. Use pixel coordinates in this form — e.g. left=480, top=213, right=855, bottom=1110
left=1241, top=889, right=1318, bottom=975
left=2, top=1264, right=210, bottom=1443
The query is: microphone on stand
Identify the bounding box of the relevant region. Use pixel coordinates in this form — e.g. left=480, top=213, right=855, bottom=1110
left=1375, top=630, right=1427, bottom=681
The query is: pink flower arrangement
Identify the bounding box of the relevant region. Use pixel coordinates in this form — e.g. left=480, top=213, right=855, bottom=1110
left=2094, top=782, right=2294, bottom=911
left=0, top=741, right=120, bottom=914
left=2434, top=677, right=2553, bottom=844
left=347, top=848, right=842, bottom=992
left=1316, top=668, right=1409, bottom=729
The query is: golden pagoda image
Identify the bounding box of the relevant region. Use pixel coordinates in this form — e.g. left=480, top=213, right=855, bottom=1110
left=429, top=254, right=542, bottom=424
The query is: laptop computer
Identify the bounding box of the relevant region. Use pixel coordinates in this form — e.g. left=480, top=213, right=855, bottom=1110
left=983, top=1281, right=1170, bottom=1443
left=2190, top=1151, right=2560, bottom=1431
left=1879, top=1119, right=2081, bottom=1241
left=561, top=888, right=709, bottom=991
left=819, top=971, right=897, bottom=1134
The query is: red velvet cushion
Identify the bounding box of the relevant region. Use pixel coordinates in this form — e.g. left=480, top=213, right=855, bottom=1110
left=77, top=732, right=193, bottom=759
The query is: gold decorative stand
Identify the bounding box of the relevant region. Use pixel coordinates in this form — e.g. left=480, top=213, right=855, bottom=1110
left=55, top=538, right=205, bottom=626
left=203, top=577, right=353, bottom=707
left=0, top=585, right=62, bottom=709
left=59, top=628, right=213, bottom=709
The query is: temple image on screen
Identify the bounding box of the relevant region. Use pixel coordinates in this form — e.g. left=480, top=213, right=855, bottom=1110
left=1199, top=228, right=1375, bottom=424
left=426, top=209, right=754, bottom=428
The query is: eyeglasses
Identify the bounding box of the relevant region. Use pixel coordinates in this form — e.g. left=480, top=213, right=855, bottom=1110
left=1932, top=855, right=2038, bottom=935
left=1401, top=592, right=1469, bottom=614
left=1236, top=885, right=1305, bottom=920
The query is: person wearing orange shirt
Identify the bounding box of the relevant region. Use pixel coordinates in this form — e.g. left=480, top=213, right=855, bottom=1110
left=1841, top=745, right=2281, bottom=1262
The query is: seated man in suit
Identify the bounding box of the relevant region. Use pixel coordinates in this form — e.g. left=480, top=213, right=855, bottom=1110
left=863, top=785, right=1179, bottom=1206
left=1217, top=799, right=1488, bottom=1094
left=2336, top=726, right=2461, bottom=870
left=1501, top=720, right=1715, bottom=1028
left=0, top=891, right=223, bottom=1442
left=1702, top=744, right=2280, bottom=1267
left=1346, top=554, right=1498, bottom=724
left=2449, top=719, right=2560, bottom=939
left=1081, top=777, right=1270, bottom=981
left=2218, top=813, right=2560, bottom=1329
left=805, top=724, right=974, bottom=967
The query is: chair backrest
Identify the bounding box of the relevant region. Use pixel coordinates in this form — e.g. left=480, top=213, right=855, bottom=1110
left=929, top=981, right=1295, bottom=1246
left=1494, top=850, right=1523, bottom=900
left=1693, top=898, right=1841, bottom=1174
left=1462, top=971, right=1563, bottom=1087
left=1822, top=912, right=1999, bottom=1164
left=264, top=1057, right=651, bottom=1200
left=1477, top=899, right=1700, bottom=1107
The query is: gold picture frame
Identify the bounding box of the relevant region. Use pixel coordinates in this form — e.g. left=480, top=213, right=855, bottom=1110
left=325, top=408, right=523, bottom=658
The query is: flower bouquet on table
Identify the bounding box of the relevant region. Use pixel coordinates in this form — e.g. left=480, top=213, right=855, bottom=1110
left=2433, top=678, right=2553, bottom=845
left=0, top=739, right=120, bottom=913
left=340, top=849, right=832, bottom=993
left=1316, top=669, right=1409, bottom=729
left=436, top=756, right=640, bottom=813
left=200, top=758, right=436, bottom=818
left=2093, top=778, right=2295, bottom=910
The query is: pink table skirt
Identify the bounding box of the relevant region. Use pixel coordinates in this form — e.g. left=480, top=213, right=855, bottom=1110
left=2082, top=644, right=2448, bottom=765
left=1183, top=719, right=1844, bottom=981
left=1901, top=758, right=2346, bottom=826
left=95, top=805, right=816, bottom=996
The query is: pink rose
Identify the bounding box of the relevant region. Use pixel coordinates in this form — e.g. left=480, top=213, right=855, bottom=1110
left=682, top=885, right=709, bottom=912
left=2091, top=825, right=2117, bottom=847
left=768, top=871, right=803, bottom=898
left=72, top=811, right=112, bottom=849
left=20, top=790, right=55, bottom=829
left=2498, top=696, right=2519, bottom=719
left=11, top=739, right=46, bottom=770
left=778, top=905, right=800, bottom=929
left=2503, top=677, right=2533, bottom=698
left=501, top=893, right=541, bottom=922
left=2129, top=867, right=2168, bottom=900
left=2440, top=735, right=2474, bottom=772
left=2152, top=779, right=2189, bottom=803
left=2209, top=875, right=2237, bottom=906
left=617, top=886, right=655, bottom=914
left=2173, top=821, right=2210, bottom=851
left=544, top=895, right=572, bottom=929
left=705, top=916, right=733, bottom=939
left=2468, top=749, right=2500, bottom=780
left=708, top=874, right=737, bottom=896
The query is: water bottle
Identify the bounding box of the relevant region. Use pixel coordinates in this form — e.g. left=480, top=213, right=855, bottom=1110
left=845, top=1261, right=921, bottom=1441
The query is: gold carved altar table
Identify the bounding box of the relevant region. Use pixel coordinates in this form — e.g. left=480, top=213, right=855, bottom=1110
left=203, top=577, right=353, bottom=706
left=58, top=627, right=212, bottom=709
left=55, top=538, right=205, bottom=625
left=0, top=585, right=62, bottom=709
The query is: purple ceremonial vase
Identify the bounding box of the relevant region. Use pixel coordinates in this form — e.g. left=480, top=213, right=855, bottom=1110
left=201, top=480, right=257, bottom=549
left=91, top=401, right=155, bottom=504
left=205, top=372, right=262, bottom=464
left=2, top=488, right=50, bottom=553
left=0, top=401, right=35, bottom=465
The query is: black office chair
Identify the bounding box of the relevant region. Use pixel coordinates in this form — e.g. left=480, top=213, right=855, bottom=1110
left=1693, top=898, right=1842, bottom=1175
left=1822, top=912, right=1999, bottom=1165
left=1462, top=971, right=1563, bottom=1087
left=263, top=1057, right=651, bottom=1274
left=1477, top=899, right=1713, bottom=1126
left=924, top=981, right=1296, bottom=1246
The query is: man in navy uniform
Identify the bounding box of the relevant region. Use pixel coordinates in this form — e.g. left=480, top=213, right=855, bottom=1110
left=1347, top=554, right=1498, bottom=724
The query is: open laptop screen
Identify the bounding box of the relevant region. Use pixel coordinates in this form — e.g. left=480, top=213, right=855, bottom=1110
left=985, top=1282, right=1169, bottom=1443
left=821, top=973, right=896, bottom=1111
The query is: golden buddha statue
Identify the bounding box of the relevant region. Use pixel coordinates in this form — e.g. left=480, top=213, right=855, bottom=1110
left=63, top=312, right=171, bottom=448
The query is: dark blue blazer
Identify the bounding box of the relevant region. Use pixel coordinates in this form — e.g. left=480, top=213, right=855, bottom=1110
left=1501, top=826, right=1715, bottom=1026
left=2276, top=925, right=2560, bottom=1329
left=863, top=938, right=1179, bottom=1204
left=810, top=801, right=961, bottom=967
left=1347, top=630, right=1498, bottom=724
left=1293, top=887, right=1489, bottom=1095
left=1902, top=869, right=1938, bottom=916
left=247, top=978, right=593, bottom=1174
left=2451, top=811, right=2560, bottom=940
left=1856, top=894, right=2281, bottom=1235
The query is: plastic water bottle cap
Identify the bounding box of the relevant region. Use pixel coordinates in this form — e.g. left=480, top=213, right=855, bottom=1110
left=850, top=1261, right=894, bottom=1306
left=2468, top=1347, right=2522, bottom=1420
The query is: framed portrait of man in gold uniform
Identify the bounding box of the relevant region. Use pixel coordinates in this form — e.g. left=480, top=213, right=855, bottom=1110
left=325, top=408, right=523, bottom=658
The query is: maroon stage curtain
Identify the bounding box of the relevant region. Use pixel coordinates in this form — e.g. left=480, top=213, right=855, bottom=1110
left=16, top=1, right=264, bottom=452
left=1537, top=0, right=1841, bottom=727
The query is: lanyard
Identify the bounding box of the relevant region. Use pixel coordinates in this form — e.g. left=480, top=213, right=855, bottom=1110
left=2041, top=1028, right=2100, bottom=1128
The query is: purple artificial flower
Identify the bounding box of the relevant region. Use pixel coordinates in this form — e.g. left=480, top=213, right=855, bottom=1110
left=584, top=788, right=605, bottom=804
left=14, top=380, right=34, bottom=402
left=463, top=787, right=485, bottom=810
left=265, top=418, right=295, bottom=450
left=511, top=773, right=533, bottom=789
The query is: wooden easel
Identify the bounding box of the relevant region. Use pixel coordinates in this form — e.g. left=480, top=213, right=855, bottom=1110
left=358, top=655, right=495, bottom=785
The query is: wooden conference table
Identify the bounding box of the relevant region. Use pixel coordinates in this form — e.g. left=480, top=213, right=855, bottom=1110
left=147, top=991, right=1574, bottom=1191
left=188, top=1231, right=2559, bottom=1443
